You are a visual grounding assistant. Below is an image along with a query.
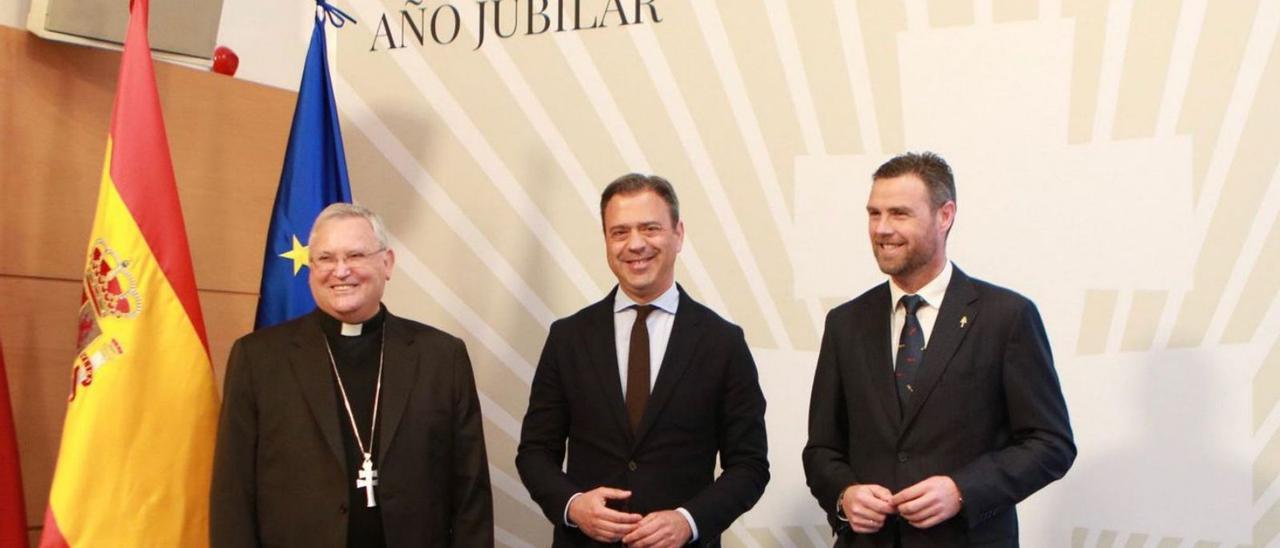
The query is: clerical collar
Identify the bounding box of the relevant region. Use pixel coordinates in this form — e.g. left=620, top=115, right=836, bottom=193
left=316, top=306, right=387, bottom=338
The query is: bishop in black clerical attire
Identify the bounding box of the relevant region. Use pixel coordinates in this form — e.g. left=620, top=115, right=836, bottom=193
left=211, top=203, right=494, bottom=547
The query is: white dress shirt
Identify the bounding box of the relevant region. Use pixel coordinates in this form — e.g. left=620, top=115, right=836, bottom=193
left=564, top=283, right=699, bottom=542
left=888, top=261, right=953, bottom=368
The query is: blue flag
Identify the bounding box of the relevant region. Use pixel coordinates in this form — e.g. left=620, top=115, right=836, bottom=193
left=255, top=5, right=355, bottom=329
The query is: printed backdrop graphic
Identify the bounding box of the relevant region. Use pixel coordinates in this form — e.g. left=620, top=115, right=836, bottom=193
left=225, top=0, right=1280, bottom=545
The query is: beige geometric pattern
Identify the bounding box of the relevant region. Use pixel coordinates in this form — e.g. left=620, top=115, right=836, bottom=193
left=1071, top=526, right=1253, bottom=548
left=318, top=0, right=1277, bottom=545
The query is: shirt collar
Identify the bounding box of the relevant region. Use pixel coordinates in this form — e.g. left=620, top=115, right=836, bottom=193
left=613, top=283, right=680, bottom=315
left=889, top=261, right=953, bottom=311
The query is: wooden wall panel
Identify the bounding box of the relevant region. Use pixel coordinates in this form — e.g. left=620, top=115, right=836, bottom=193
left=0, top=26, right=294, bottom=542
left=0, top=277, right=78, bottom=533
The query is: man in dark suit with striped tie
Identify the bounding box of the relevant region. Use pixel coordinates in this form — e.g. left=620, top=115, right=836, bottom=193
left=803, top=152, right=1075, bottom=547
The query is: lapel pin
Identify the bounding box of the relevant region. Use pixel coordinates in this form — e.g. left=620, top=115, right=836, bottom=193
left=959, top=316, right=968, bottom=328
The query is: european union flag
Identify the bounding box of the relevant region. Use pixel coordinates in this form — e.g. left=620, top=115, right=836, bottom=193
left=255, top=3, right=356, bottom=329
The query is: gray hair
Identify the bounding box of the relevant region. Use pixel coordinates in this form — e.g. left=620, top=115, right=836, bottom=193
left=309, top=202, right=390, bottom=250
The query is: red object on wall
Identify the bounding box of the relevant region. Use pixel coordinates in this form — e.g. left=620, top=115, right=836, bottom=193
left=211, top=45, right=239, bottom=77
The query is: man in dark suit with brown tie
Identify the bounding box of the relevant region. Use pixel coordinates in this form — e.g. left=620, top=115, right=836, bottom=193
left=516, top=174, right=770, bottom=547
left=803, top=152, right=1075, bottom=546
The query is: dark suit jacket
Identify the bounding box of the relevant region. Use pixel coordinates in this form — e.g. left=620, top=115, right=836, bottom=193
left=210, top=309, right=493, bottom=547
left=516, top=286, right=769, bottom=546
left=803, top=266, right=1075, bottom=547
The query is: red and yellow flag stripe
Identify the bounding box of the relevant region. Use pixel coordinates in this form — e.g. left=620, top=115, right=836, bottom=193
left=41, top=0, right=219, bottom=546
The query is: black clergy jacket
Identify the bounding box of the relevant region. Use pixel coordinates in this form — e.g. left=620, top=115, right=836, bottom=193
left=211, top=308, right=493, bottom=547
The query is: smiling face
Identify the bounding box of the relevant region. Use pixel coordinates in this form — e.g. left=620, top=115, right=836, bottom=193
left=308, top=216, right=395, bottom=323
left=866, top=173, right=954, bottom=293
left=603, top=190, right=685, bottom=303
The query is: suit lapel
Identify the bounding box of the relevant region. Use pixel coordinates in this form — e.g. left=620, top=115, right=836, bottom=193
left=900, top=268, right=980, bottom=433
left=583, top=289, right=632, bottom=444
left=862, top=284, right=902, bottom=430
left=289, top=313, right=345, bottom=471
left=634, top=286, right=704, bottom=447
left=377, top=313, right=419, bottom=468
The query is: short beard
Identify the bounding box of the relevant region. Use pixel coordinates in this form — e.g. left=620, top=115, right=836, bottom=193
left=874, top=242, right=934, bottom=279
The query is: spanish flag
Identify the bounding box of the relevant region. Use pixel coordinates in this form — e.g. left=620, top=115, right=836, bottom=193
left=40, top=0, right=219, bottom=545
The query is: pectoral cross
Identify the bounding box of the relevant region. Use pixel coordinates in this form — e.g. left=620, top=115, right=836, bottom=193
left=356, top=453, right=379, bottom=508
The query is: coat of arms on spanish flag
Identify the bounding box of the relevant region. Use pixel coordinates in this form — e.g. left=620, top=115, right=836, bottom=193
left=41, top=0, right=219, bottom=545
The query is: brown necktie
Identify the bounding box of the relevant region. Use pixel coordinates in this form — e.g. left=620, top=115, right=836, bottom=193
left=626, top=305, right=655, bottom=433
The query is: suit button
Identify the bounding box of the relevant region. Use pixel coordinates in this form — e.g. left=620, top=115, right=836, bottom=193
left=628, top=461, right=638, bottom=471
left=339, top=503, right=348, bottom=514
left=897, top=452, right=908, bottom=463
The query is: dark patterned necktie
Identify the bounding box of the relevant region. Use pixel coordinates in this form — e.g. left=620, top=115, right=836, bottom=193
left=626, top=305, right=655, bottom=433
left=895, top=295, right=926, bottom=413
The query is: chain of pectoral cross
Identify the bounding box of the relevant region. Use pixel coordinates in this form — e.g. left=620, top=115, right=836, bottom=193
left=324, top=330, right=386, bottom=508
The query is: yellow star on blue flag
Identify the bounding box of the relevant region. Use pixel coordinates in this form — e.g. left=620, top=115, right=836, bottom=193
left=278, top=235, right=310, bottom=275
